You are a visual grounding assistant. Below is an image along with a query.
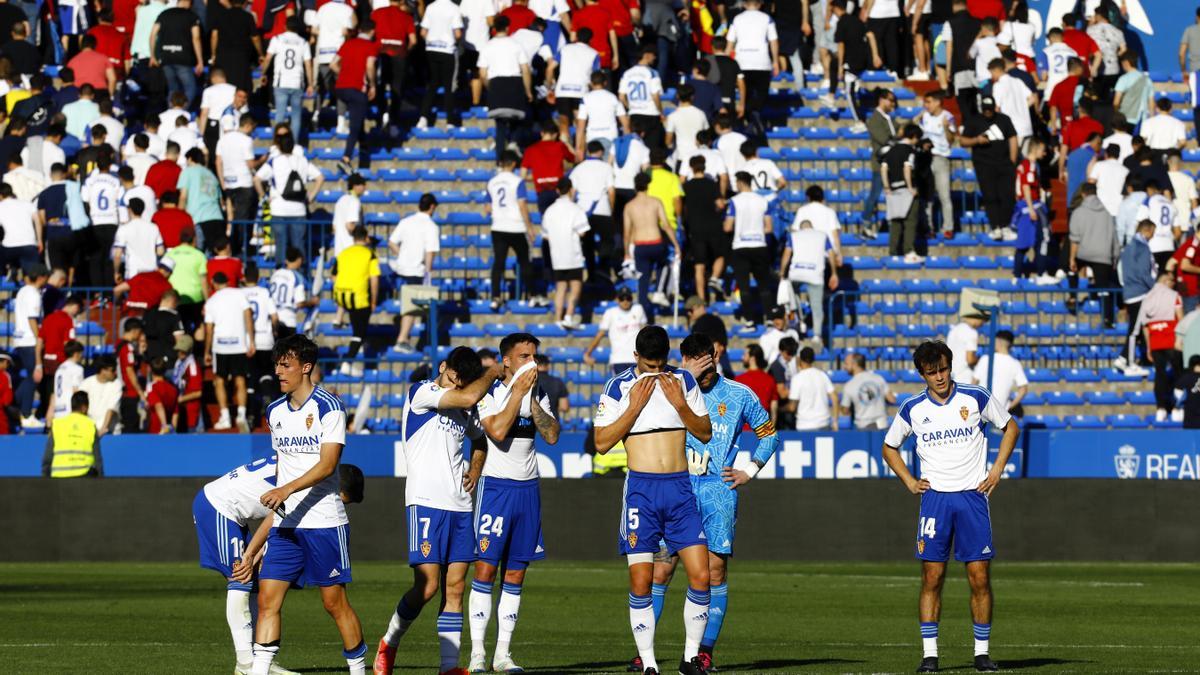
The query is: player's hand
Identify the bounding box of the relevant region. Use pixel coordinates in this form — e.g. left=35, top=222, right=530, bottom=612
left=583, top=351, right=596, bottom=366
left=682, top=353, right=713, bottom=382
left=230, top=558, right=254, bottom=583
left=260, top=486, right=292, bottom=512
left=627, top=375, right=657, bottom=412
left=906, top=477, right=931, bottom=495
left=722, top=465, right=751, bottom=489
left=801, top=21, right=812, bottom=36
left=656, top=373, right=687, bottom=411
left=976, top=471, right=1001, bottom=497
left=511, top=365, right=537, bottom=395
left=32, top=365, right=42, bottom=383
left=247, top=343, right=257, bottom=358
left=463, top=469, right=481, bottom=493
left=205, top=353, right=213, bottom=367
left=687, top=449, right=711, bottom=476
left=873, top=55, right=883, bottom=69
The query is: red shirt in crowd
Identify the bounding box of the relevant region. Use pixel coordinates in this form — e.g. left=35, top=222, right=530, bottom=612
left=967, top=0, right=1005, bottom=20
left=372, top=6, right=416, bottom=57
left=40, top=310, right=77, bottom=366
left=1062, top=28, right=1098, bottom=76
left=207, top=256, right=244, bottom=288
left=87, top=23, right=131, bottom=75
left=1015, top=158, right=1041, bottom=202
left=1048, top=75, right=1079, bottom=126
left=127, top=271, right=173, bottom=310
left=146, top=160, right=183, bottom=199
left=599, top=0, right=635, bottom=38
left=735, top=369, right=779, bottom=429
left=1062, top=116, right=1103, bottom=152
left=335, top=37, right=380, bottom=91
left=117, top=340, right=140, bottom=398
left=500, top=4, right=536, bottom=32
left=112, top=0, right=139, bottom=34
left=0, top=370, right=12, bottom=434
left=153, top=207, right=194, bottom=248
left=146, top=378, right=179, bottom=434
left=66, top=49, right=111, bottom=92
left=571, top=4, right=615, bottom=67
left=521, top=139, right=576, bottom=192
left=175, top=355, right=203, bottom=429
left=1171, top=236, right=1200, bottom=298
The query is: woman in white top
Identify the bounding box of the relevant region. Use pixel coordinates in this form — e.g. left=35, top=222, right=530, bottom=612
left=997, top=1, right=1043, bottom=76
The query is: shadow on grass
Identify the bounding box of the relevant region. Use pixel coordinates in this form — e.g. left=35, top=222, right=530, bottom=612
left=941, top=657, right=1090, bottom=671
left=525, top=660, right=629, bottom=672
left=723, top=658, right=868, bottom=670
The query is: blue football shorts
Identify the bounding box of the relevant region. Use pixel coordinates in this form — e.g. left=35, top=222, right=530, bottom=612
left=260, top=525, right=353, bottom=587
left=692, top=475, right=738, bottom=556
left=474, top=477, right=546, bottom=568
left=407, top=504, right=476, bottom=567
left=192, top=491, right=248, bottom=578
left=916, top=489, right=994, bottom=563
left=619, top=471, right=706, bottom=556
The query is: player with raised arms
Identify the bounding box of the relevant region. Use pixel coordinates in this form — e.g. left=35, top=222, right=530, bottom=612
left=593, top=325, right=714, bottom=675
left=631, top=332, right=780, bottom=672
left=881, top=340, right=1019, bottom=673
left=466, top=332, right=560, bottom=673
left=244, top=333, right=367, bottom=675
left=373, top=347, right=504, bottom=675
left=196, top=457, right=365, bottom=674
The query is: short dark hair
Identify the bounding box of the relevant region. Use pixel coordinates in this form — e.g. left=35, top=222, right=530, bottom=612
left=499, top=332, right=540, bottom=356
left=745, top=343, right=767, bottom=369
left=634, top=173, right=651, bottom=192
left=576, top=26, right=593, bottom=43
left=419, top=192, right=438, bottom=211
left=634, top=325, right=670, bottom=361
left=64, top=340, right=84, bottom=359
left=71, top=390, right=89, bottom=412
left=244, top=261, right=260, bottom=283
left=94, top=355, right=117, bottom=372
left=273, top=333, right=319, bottom=365
left=913, top=340, right=953, bottom=372
left=806, top=185, right=825, bottom=202
left=445, top=346, right=485, bottom=385
left=680, top=332, right=715, bottom=359
left=848, top=352, right=866, bottom=369
left=212, top=271, right=229, bottom=286
left=161, top=190, right=180, bottom=205
left=339, top=464, right=365, bottom=503
left=996, top=329, right=1015, bottom=344
left=778, top=336, right=799, bottom=357
left=286, top=246, right=304, bottom=263
left=799, top=347, right=815, bottom=364
left=128, top=198, right=144, bottom=216
left=556, top=177, right=573, bottom=195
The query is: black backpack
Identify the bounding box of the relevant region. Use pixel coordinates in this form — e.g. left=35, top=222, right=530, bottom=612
left=275, top=156, right=306, bottom=201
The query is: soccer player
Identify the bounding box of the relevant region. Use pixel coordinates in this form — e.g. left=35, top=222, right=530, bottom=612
left=593, top=325, right=713, bottom=675
left=881, top=340, right=1019, bottom=673
left=245, top=334, right=367, bottom=675
left=195, top=456, right=364, bottom=675
left=467, top=333, right=560, bottom=673
left=632, top=332, right=780, bottom=672
left=373, top=347, right=504, bottom=675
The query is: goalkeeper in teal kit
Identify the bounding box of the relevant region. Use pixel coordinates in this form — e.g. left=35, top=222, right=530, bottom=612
left=627, top=332, right=780, bottom=673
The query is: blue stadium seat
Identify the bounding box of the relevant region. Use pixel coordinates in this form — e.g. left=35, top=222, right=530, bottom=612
left=1061, top=368, right=1102, bottom=383
left=394, top=148, right=433, bottom=162
left=528, top=323, right=569, bottom=338
left=1044, top=391, right=1085, bottom=406
left=1024, top=368, right=1059, bottom=383
left=485, top=322, right=521, bottom=337
left=1126, top=391, right=1155, bottom=405
left=1024, top=414, right=1065, bottom=429
left=767, top=127, right=801, bottom=140
left=418, top=168, right=456, bottom=182
left=1107, top=414, right=1145, bottom=429
left=1084, top=391, right=1124, bottom=405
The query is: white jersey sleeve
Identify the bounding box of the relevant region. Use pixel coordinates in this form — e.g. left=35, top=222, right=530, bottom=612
left=884, top=402, right=914, bottom=448
left=979, top=387, right=1013, bottom=430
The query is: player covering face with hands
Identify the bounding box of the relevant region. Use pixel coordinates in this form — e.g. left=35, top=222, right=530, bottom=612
left=881, top=340, right=1019, bottom=674
left=593, top=326, right=714, bottom=675
left=374, top=347, right=505, bottom=675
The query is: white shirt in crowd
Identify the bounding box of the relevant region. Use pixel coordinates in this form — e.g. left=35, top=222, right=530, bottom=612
left=727, top=8, right=777, bottom=71
left=1088, top=158, right=1129, bottom=216
left=791, top=200, right=841, bottom=249
left=1137, top=194, right=1180, bottom=253
left=759, top=325, right=799, bottom=366
left=421, top=0, right=464, bottom=54
left=969, top=36, right=1002, bottom=83
left=268, top=31, right=312, bottom=89
left=478, top=34, right=528, bottom=79
left=255, top=153, right=321, bottom=218
left=487, top=170, right=528, bottom=234
left=946, top=321, right=980, bottom=384
left=611, top=134, right=650, bottom=190
left=541, top=195, right=590, bottom=270
left=578, top=88, right=627, bottom=142
left=786, top=227, right=832, bottom=285
left=666, top=105, right=709, bottom=166
left=0, top=196, right=38, bottom=248
left=51, top=359, right=86, bottom=418
left=716, top=130, right=748, bottom=178
left=459, top=0, right=497, bottom=52
left=618, top=65, right=663, bottom=116
left=1140, top=113, right=1188, bottom=151
left=726, top=191, right=770, bottom=249
left=242, top=284, right=279, bottom=351
left=82, top=170, right=122, bottom=226
left=788, top=366, right=835, bottom=430
left=112, top=217, right=164, bottom=277
left=972, top=353, right=1027, bottom=410
left=991, top=73, right=1034, bottom=139
left=553, top=42, right=600, bottom=99
left=1040, top=42, right=1078, bottom=101
left=314, top=0, right=356, bottom=64
left=79, top=373, right=122, bottom=432
left=569, top=158, right=615, bottom=217
left=744, top=157, right=784, bottom=192
left=205, top=287, right=252, bottom=354
left=598, top=303, right=647, bottom=365
left=216, top=129, right=256, bottom=190
left=199, top=83, right=236, bottom=127
left=332, top=192, right=362, bottom=256
left=269, top=267, right=308, bottom=328
left=389, top=212, right=440, bottom=278
left=12, top=283, right=41, bottom=348
left=917, top=110, right=956, bottom=157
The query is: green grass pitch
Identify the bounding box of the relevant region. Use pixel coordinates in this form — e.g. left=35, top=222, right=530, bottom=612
left=0, top=561, right=1196, bottom=673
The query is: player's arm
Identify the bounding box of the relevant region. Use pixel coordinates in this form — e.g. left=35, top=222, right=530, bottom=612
left=881, top=413, right=927, bottom=495
left=530, top=392, right=560, bottom=444
left=464, top=436, right=487, bottom=493
left=723, top=399, right=779, bottom=489
left=439, top=363, right=504, bottom=409
left=233, top=517, right=274, bottom=582
left=593, top=376, right=656, bottom=453
left=583, top=328, right=607, bottom=364
left=244, top=307, right=256, bottom=358
left=658, top=374, right=711, bottom=442
left=154, top=400, right=171, bottom=433
left=481, top=367, right=537, bottom=441
left=261, top=440, right=343, bottom=511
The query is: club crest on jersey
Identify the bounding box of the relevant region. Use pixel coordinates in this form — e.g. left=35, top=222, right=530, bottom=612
left=917, top=539, right=925, bottom=554
left=628, top=532, right=638, bottom=548
left=479, top=536, right=490, bottom=553
left=717, top=403, right=726, bottom=417
left=420, top=540, right=431, bottom=557
left=959, top=406, right=969, bottom=421
left=305, top=413, right=314, bottom=430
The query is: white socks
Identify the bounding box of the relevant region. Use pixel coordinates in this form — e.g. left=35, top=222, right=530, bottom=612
left=384, top=597, right=421, bottom=647
left=436, top=612, right=463, bottom=671
left=494, top=582, right=523, bottom=659
left=468, top=580, right=493, bottom=658
left=343, top=641, right=367, bottom=675
left=628, top=592, right=657, bottom=672
left=251, top=641, right=279, bottom=675
left=226, top=586, right=253, bottom=667
left=920, top=622, right=938, bottom=658
left=682, top=587, right=710, bottom=660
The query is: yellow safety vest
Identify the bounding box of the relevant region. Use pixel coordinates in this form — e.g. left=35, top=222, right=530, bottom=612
left=593, top=440, right=628, bottom=476
left=50, top=412, right=98, bottom=478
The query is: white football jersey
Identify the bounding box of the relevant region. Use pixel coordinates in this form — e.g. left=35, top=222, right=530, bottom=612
left=618, top=65, right=662, bottom=116
left=242, top=285, right=279, bottom=351
left=477, top=371, right=554, bottom=481
left=487, top=170, right=528, bottom=234
left=269, top=268, right=308, bottom=328
left=51, top=360, right=85, bottom=418
left=266, top=387, right=348, bottom=528
left=884, top=384, right=1011, bottom=492
left=202, top=455, right=278, bottom=524
left=1136, top=194, right=1180, bottom=253
left=402, top=380, right=486, bottom=512
left=593, top=366, right=708, bottom=435
left=82, top=170, right=122, bottom=226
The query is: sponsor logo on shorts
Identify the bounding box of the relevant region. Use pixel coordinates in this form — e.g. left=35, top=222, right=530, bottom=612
left=627, top=532, right=638, bottom=548
left=982, top=546, right=991, bottom=554
left=420, top=540, right=432, bottom=557
left=959, top=406, right=969, bottom=421
left=479, top=536, right=490, bottom=553
left=306, top=413, right=314, bottom=430
left=329, top=567, right=340, bottom=578
left=917, top=539, right=925, bottom=554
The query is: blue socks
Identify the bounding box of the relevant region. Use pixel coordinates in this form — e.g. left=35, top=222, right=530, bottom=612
left=700, top=583, right=728, bottom=651
left=651, top=583, right=668, bottom=623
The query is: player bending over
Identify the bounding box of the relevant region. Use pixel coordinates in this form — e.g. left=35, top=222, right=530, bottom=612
left=467, top=333, right=560, bottom=673
left=630, top=332, right=780, bottom=672
left=244, top=334, right=368, bottom=675
left=374, top=347, right=504, bottom=675
left=593, top=325, right=714, bottom=675
left=196, top=457, right=365, bottom=674
left=881, top=340, right=1018, bottom=673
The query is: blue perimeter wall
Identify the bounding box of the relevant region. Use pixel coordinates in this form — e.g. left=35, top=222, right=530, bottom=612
left=5, top=430, right=1199, bottom=480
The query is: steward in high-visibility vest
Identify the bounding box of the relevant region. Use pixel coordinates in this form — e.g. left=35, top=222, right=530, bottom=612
left=42, top=391, right=101, bottom=478
left=593, top=439, right=628, bottom=476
